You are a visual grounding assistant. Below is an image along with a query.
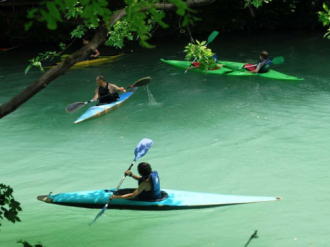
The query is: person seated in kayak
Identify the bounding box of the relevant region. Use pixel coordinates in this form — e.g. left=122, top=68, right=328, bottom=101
left=83, top=37, right=100, bottom=60
left=110, top=162, right=162, bottom=201
left=244, top=51, right=272, bottom=73
left=93, top=75, right=126, bottom=105
left=188, top=54, right=222, bottom=70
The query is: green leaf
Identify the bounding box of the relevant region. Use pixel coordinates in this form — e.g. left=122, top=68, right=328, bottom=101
left=54, top=0, right=66, bottom=12
left=64, top=0, right=77, bottom=8
left=47, top=2, right=62, bottom=22
left=82, top=5, right=93, bottom=18
left=27, top=8, right=39, bottom=19
left=25, top=21, right=33, bottom=31
left=81, top=0, right=91, bottom=6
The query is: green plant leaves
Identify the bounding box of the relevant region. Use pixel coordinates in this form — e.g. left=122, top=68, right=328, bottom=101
left=25, top=1, right=202, bottom=51
left=0, top=184, right=22, bottom=231
left=184, top=40, right=216, bottom=72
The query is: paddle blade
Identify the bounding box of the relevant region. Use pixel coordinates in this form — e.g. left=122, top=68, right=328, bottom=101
left=134, top=138, right=153, bottom=161
left=89, top=206, right=107, bottom=226
left=65, top=102, right=85, bottom=113
left=272, top=56, right=284, bottom=65
left=131, top=77, right=151, bottom=88
left=207, top=31, right=219, bottom=45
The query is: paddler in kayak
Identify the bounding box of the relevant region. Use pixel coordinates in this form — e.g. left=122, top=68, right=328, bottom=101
left=244, top=51, right=271, bottom=73
left=83, top=37, right=100, bottom=60
left=110, top=162, right=162, bottom=200
left=93, top=75, right=126, bottom=105
left=188, top=54, right=222, bottom=70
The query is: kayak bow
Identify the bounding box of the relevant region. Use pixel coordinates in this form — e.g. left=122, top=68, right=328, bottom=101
left=38, top=188, right=282, bottom=210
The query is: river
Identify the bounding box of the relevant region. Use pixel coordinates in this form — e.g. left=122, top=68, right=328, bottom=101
left=1, top=31, right=330, bottom=247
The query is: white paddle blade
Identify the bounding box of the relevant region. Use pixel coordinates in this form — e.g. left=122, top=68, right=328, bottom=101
left=134, top=138, right=153, bottom=161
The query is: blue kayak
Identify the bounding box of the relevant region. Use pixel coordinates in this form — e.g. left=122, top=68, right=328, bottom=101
left=74, top=87, right=137, bottom=123
left=37, top=188, right=281, bottom=210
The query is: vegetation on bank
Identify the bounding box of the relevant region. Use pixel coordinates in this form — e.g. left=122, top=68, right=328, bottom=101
left=0, top=0, right=329, bottom=46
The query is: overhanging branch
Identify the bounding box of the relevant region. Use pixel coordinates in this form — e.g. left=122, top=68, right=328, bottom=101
left=0, top=0, right=215, bottom=119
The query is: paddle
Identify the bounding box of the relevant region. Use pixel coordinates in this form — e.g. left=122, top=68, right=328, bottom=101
left=89, top=138, right=153, bottom=226
left=224, top=56, right=285, bottom=74
left=184, top=31, right=219, bottom=73
left=244, top=230, right=258, bottom=247
left=0, top=45, right=21, bottom=52
left=65, top=77, right=151, bottom=113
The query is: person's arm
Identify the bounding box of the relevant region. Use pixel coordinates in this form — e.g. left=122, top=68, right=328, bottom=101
left=110, top=182, right=147, bottom=200
left=124, top=170, right=141, bottom=181
left=92, top=88, right=99, bottom=101
left=249, top=61, right=264, bottom=73
left=91, top=49, right=100, bottom=58
left=109, top=83, right=126, bottom=93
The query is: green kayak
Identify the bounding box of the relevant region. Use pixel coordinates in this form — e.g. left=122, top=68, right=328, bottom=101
left=160, top=59, right=304, bottom=81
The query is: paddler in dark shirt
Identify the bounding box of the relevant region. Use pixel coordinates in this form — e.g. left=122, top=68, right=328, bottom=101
left=93, top=75, right=126, bottom=105
left=83, top=37, right=100, bottom=60
left=110, top=162, right=162, bottom=200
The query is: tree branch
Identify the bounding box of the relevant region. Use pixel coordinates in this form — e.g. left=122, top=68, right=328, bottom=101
left=0, top=0, right=215, bottom=119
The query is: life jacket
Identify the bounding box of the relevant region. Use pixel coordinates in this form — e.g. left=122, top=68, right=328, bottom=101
left=256, top=58, right=272, bottom=73
left=138, top=171, right=161, bottom=200
left=98, top=83, right=119, bottom=104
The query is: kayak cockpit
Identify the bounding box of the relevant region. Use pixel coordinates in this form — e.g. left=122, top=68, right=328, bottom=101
left=105, top=188, right=169, bottom=202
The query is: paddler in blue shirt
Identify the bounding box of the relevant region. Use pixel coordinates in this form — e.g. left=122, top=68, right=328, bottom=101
left=93, top=75, right=126, bottom=105
left=110, top=162, right=162, bottom=200
left=83, top=37, right=100, bottom=60
left=245, top=51, right=272, bottom=73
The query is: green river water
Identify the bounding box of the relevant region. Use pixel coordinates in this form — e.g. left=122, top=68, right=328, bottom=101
left=1, top=32, right=330, bottom=247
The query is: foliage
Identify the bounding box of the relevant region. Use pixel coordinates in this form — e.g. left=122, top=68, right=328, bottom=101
left=0, top=183, right=22, bottom=231
left=184, top=40, right=217, bottom=71
left=26, top=0, right=194, bottom=48
left=23, top=0, right=198, bottom=72
left=318, top=3, right=330, bottom=39
left=71, top=25, right=87, bottom=38
left=25, top=43, right=67, bottom=74
left=244, top=0, right=272, bottom=8
left=105, top=20, right=135, bottom=49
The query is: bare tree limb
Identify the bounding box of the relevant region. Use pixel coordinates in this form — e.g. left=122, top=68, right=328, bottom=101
left=0, top=0, right=215, bottom=119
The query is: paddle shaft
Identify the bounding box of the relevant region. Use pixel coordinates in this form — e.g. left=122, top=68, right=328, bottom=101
left=244, top=56, right=283, bottom=69
left=244, top=230, right=258, bottom=247
left=104, top=162, right=135, bottom=208
left=224, top=56, right=284, bottom=74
